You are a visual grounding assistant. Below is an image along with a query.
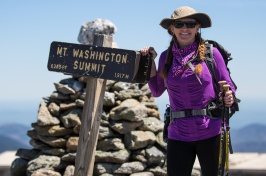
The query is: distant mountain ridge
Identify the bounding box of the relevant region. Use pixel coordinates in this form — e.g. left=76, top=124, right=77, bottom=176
left=0, top=134, right=30, bottom=153
left=231, top=123, right=266, bottom=152
left=0, top=123, right=31, bottom=153
left=0, top=123, right=265, bottom=153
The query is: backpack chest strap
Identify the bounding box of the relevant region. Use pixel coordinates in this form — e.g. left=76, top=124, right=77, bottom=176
left=170, top=109, right=207, bottom=118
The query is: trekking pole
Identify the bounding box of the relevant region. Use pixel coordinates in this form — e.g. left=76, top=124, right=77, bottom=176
left=217, top=81, right=227, bottom=176
left=222, top=84, right=233, bottom=155
left=223, top=84, right=233, bottom=176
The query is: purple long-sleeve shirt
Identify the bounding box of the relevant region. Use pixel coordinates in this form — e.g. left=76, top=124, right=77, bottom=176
left=148, top=46, right=236, bottom=142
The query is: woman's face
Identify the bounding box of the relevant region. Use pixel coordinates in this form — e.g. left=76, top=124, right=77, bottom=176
left=170, top=18, right=200, bottom=48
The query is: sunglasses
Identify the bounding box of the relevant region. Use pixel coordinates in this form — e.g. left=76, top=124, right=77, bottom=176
left=173, top=21, right=198, bottom=29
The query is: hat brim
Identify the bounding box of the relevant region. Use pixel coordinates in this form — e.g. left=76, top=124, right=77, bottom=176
left=160, top=13, right=212, bottom=29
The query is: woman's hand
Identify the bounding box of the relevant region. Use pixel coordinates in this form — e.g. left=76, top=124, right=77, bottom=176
left=140, top=47, right=157, bottom=60
left=140, top=46, right=157, bottom=78
left=223, top=90, right=234, bottom=107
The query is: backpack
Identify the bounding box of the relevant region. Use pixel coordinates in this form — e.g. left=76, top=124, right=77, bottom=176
left=204, top=40, right=240, bottom=118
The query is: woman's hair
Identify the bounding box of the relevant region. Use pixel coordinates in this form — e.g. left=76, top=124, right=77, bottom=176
left=160, top=28, right=206, bottom=79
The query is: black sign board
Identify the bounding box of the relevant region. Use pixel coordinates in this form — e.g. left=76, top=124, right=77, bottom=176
left=47, top=41, right=145, bottom=82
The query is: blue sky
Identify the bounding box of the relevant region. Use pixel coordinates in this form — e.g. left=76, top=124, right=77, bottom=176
left=0, top=0, right=265, bottom=128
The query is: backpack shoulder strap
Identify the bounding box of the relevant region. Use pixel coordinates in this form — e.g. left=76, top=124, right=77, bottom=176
left=204, top=42, right=220, bottom=98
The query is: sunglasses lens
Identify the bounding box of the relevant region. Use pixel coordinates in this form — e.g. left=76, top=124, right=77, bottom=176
left=174, top=22, right=184, bottom=28
left=174, top=21, right=197, bottom=28
left=186, top=22, right=196, bottom=28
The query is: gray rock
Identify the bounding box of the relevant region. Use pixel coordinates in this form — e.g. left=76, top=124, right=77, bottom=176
left=141, top=102, right=159, bottom=110
left=156, top=132, right=167, bottom=150
left=97, top=138, right=125, bottom=151
left=61, top=153, right=76, bottom=163
left=60, top=108, right=82, bottom=128
left=94, top=163, right=120, bottom=175
left=145, top=146, right=165, bottom=166
left=103, top=92, right=115, bottom=107
left=50, top=91, right=70, bottom=100
left=101, top=119, right=109, bottom=127
left=60, top=102, right=77, bottom=111
left=124, top=131, right=156, bottom=150
left=38, top=135, right=66, bottom=148
left=148, top=166, right=167, bottom=176
left=31, top=169, right=62, bottom=176
left=99, top=173, right=125, bottom=176
left=146, top=108, right=160, bottom=119
left=116, top=89, right=143, bottom=100
left=70, top=92, right=81, bottom=101
left=66, top=137, right=79, bottom=153
left=95, top=149, right=130, bottom=164
left=75, top=99, right=84, bottom=107
left=113, top=161, right=146, bottom=174
left=10, top=158, right=28, bottom=176
left=42, top=147, right=66, bottom=156
left=109, top=120, right=143, bottom=134
left=27, top=155, right=61, bottom=175
left=130, top=172, right=154, bottom=176
left=72, top=81, right=85, bottom=92
left=79, top=92, right=86, bottom=100
left=73, top=125, right=80, bottom=134
left=98, top=126, right=115, bottom=140
left=112, top=82, right=131, bottom=92
left=77, top=18, right=117, bottom=45
left=63, top=165, right=75, bottom=176
left=106, top=80, right=116, bottom=91
left=54, top=82, right=76, bottom=95
left=38, top=101, right=60, bottom=126
left=140, top=84, right=152, bottom=96
left=59, top=78, right=76, bottom=86
left=31, top=123, right=73, bottom=137
left=109, top=99, right=148, bottom=121
left=137, top=117, right=164, bottom=133
left=99, top=174, right=124, bottom=176
left=48, top=102, right=60, bottom=116
left=27, top=129, right=39, bottom=140
left=29, top=139, right=49, bottom=150
left=131, top=149, right=147, bottom=163
left=15, top=148, right=40, bottom=160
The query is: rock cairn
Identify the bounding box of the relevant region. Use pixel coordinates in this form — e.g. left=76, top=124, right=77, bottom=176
left=10, top=76, right=168, bottom=176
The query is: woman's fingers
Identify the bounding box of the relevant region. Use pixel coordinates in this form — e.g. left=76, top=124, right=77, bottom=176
left=140, top=47, right=157, bottom=59
left=149, top=47, right=157, bottom=59
left=224, top=90, right=234, bottom=106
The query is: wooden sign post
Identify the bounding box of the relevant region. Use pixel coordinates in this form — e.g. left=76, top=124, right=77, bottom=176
left=47, top=34, right=153, bottom=176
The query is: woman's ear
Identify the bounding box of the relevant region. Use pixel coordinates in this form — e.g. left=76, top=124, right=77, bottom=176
left=197, top=23, right=201, bottom=29
left=171, top=27, right=175, bottom=34
left=169, top=24, right=174, bottom=31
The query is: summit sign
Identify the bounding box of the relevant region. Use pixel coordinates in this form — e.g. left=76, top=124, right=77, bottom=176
left=48, top=41, right=140, bottom=82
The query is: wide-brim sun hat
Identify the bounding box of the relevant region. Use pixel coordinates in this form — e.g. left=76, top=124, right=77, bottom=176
left=160, top=6, right=212, bottom=29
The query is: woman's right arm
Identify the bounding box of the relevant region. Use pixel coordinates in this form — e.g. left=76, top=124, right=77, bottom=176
left=147, top=50, right=167, bottom=97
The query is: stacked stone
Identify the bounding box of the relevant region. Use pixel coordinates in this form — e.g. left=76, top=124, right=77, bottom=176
left=10, top=76, right=168, bottom=176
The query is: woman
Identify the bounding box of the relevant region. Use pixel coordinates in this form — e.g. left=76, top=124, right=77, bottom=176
left=141, top=6, right=236, bottom=176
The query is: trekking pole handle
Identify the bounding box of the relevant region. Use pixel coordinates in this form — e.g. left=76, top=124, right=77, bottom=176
left=218, top=81, right=227, bottom=92
left=223, top=84, right=230, bottom=93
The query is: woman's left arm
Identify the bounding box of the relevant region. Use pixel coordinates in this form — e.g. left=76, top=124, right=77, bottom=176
left=212, top=47, right=236, bottom=106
